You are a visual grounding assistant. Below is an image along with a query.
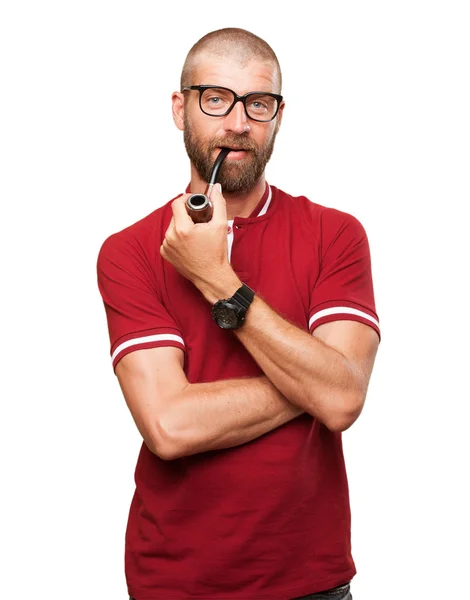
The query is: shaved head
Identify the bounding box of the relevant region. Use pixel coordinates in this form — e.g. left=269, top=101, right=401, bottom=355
left=180, top=28, right=282, bottom=93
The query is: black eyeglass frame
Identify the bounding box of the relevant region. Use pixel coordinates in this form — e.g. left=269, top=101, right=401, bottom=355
left=182, top=85, right=283, bottom=123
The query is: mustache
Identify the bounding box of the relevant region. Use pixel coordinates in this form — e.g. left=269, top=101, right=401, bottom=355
left=209, top=135, right=259, bottom=153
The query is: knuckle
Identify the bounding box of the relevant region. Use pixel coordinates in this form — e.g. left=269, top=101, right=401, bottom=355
left=162, top=236, right=173, bottom=249
left=212, top=218, right=227, bottom=233
left=175, top=225, right=190, bottom=239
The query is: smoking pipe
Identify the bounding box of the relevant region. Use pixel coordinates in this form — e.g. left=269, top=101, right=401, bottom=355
left=185, top=148, right=230, bottom=223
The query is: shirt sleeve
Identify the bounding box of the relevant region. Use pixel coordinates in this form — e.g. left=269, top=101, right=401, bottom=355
left=309, top=210, right=380, bottom=338
left=97, top=233, right=185, bottom=371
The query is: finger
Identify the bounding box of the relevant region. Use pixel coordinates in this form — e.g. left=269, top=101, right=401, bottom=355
left=172, top=194, right=194, bottom=229
left=210, top=183, right=227, bottom=224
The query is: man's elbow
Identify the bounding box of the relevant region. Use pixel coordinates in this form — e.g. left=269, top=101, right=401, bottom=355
left=154, top=446, right=182, bottom=461
left=325, top=412, right=359, bottom=433
left=324, top=392, right=365, bottom=433
left=145, top=419, right=184, bottom=461
left=147, top=439, right=183, bottom=461
left=147, top=420, right=190, bottom=460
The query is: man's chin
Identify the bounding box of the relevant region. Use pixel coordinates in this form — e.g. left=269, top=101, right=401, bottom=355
left=219, top=164, right=254, bottom=192
left=221, top=155, right=252, bottom=174
left=220, top=177, right=260, bottom=194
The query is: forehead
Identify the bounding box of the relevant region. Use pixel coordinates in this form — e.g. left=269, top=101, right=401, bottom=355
left=192, top=53, right=279, bottom=94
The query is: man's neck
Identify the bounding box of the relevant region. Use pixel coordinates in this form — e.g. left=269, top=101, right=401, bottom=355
left=223, top=179, right=267, bottom=219
left=189, top=172, right=267, bottom=220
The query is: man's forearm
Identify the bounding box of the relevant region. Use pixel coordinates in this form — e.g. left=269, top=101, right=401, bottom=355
left=198, top=278, right=377, bottom=432
left=159, top=376, right=303, bottom=459
left=234, top=298, right=356, bottom=423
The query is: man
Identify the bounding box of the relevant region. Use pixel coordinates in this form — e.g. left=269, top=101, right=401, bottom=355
left=97, top=27, right=380, bottom=600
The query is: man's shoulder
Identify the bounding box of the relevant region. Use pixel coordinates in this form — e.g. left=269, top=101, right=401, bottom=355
left=272, top=185, right=362, bottom=231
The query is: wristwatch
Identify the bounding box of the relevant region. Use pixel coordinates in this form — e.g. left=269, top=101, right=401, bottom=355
left=211, top=283, right=255, bottom=330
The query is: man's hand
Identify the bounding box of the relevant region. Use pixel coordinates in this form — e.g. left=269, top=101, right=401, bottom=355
left=160, top=184, right=241, bottom=301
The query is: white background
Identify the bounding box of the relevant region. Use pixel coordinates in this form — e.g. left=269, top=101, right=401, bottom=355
left=1, top=1, right=469, bottom=599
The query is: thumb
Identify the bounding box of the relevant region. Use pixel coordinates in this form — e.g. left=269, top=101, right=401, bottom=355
left=211, top=183, right=227, bottom=223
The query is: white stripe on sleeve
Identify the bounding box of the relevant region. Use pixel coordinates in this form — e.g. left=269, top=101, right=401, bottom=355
left=111, top=334, right=185, bottom=363
left=309, top=307, right=380, bottom=330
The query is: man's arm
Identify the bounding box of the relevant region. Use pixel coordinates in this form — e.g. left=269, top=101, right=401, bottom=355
left=195, top=283, right=379, bottom=433
left=236, top=302, right=379, bottom=432
left=160, top=189, right=380, bottom=433
left=115, top=346, right=303, bottom=461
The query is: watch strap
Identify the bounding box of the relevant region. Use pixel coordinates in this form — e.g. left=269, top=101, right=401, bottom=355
left=232, top=284, right=255, bottom=310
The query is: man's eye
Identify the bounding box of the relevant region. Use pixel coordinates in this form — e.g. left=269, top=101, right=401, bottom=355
left=248, top=100, right=269, bottom=113
left=208, top=97, right=222, bottom=104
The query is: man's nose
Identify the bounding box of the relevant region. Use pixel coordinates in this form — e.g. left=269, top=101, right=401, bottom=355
left=223, top=100, right=251, bottom=134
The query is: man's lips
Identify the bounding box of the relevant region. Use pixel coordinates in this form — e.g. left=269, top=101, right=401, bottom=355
left=218, top=146, right=251, bottom=159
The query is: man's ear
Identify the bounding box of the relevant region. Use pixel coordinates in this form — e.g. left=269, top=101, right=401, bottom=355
left=172, top=91, right=185, bottom=131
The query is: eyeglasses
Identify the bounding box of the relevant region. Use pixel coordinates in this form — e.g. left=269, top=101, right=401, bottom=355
left=183, top=85, right=283, bottom=123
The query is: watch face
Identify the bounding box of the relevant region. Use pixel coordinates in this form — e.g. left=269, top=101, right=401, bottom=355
left=212, top=301, right=241, bottom=329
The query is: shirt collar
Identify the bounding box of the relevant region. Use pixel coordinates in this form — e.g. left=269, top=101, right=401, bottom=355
left=184, top=182, right=272, bottom=219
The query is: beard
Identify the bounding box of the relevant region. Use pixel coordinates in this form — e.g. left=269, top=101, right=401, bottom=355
left=183, top=115, right=278, bottom=193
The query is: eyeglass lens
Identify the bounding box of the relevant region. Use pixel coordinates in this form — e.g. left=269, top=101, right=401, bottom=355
left=200, top=87, right=279, bottom=121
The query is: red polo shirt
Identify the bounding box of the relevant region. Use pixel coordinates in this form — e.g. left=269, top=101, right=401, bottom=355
left=97, top=183, right=380, bottom=600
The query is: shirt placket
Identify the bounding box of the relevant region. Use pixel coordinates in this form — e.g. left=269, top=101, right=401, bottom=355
left=229, top=220, right=250, bottom=281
